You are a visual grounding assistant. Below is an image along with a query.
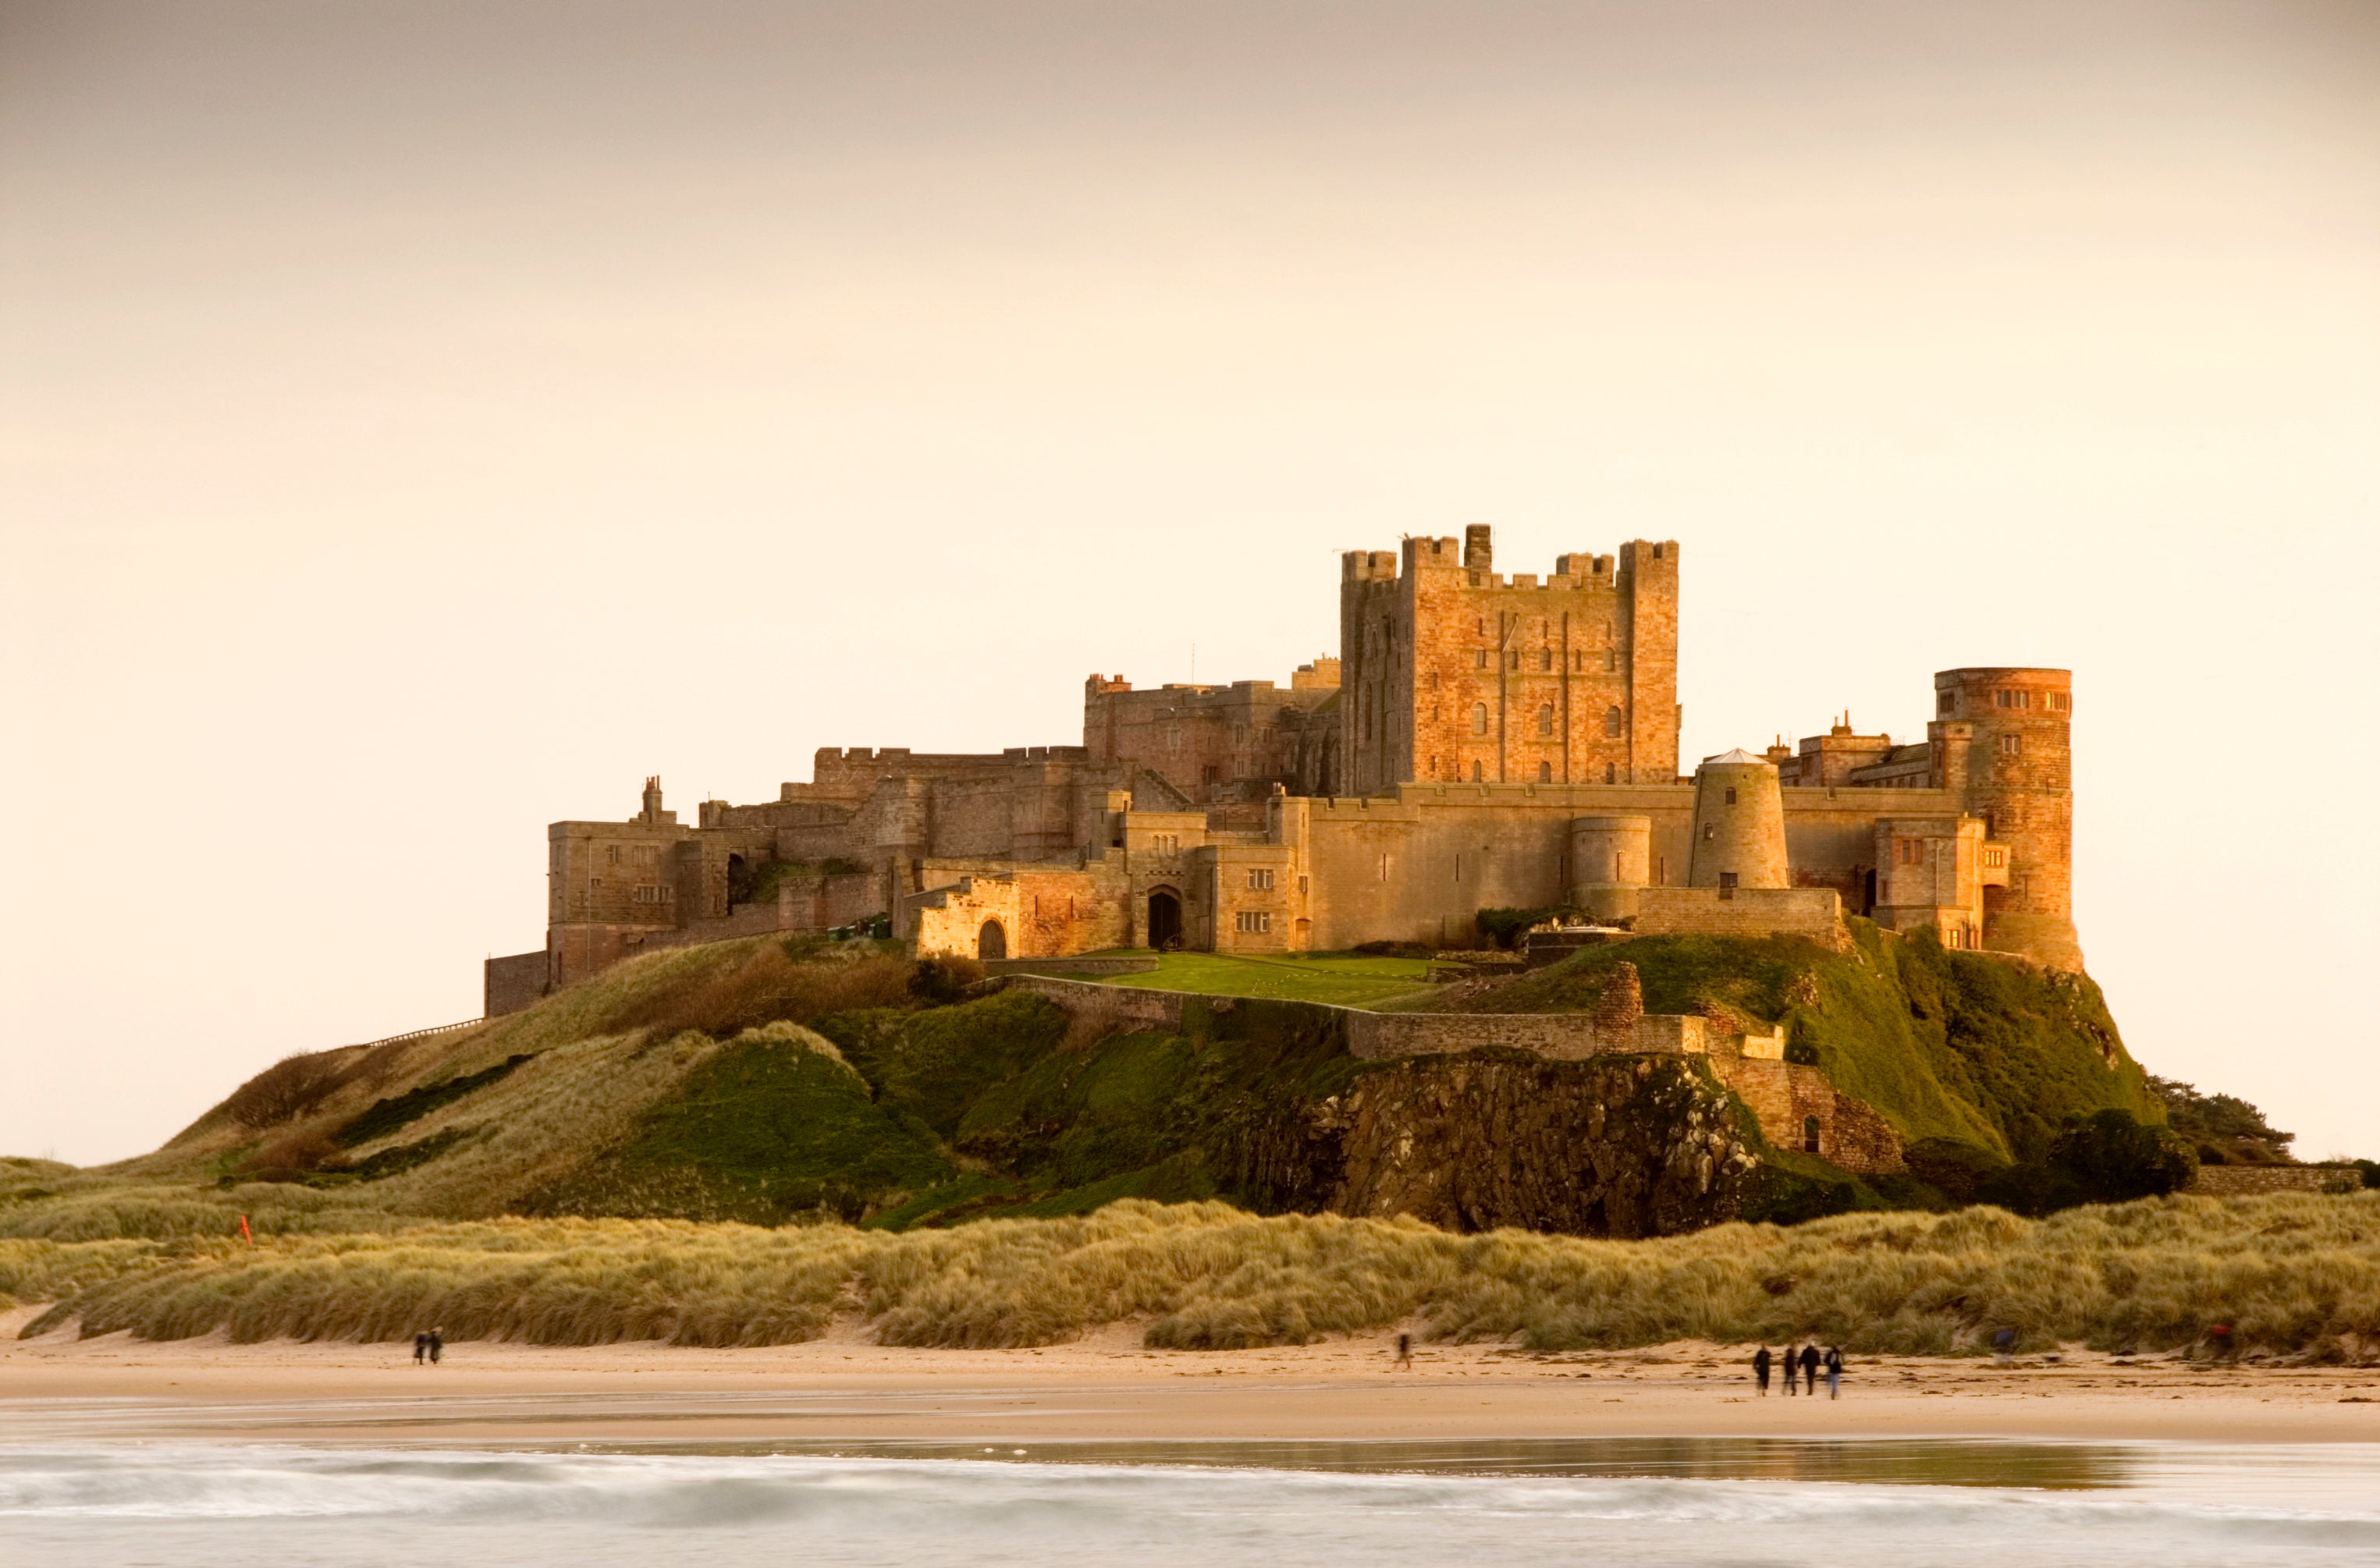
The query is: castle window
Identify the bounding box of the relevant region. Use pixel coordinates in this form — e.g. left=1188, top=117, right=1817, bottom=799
left=1536, top=704, right=1554, bottom=736
left=1725, top=787, right=1737, bottom=805
left=1803, top=1116, right=1821, bottom=1154
left=1605, top=764, right=1617, bottom=783
left=606, top=846, right=620, bottom=865
left=1718, top=871, right=1739, bottom=900
left=1234, top=910, right=1272, bottom=934
left=1703, top=824, right=1715, bottom=841
left=1472, top=761, right=1483, bottom=782
left=1476, top=617, right=1485, bottom=635
left=1896, top=838, right=1921, bottom=864
left=1537, top=762, right=1552, bottom=782
left=1984, top=848, right=2005, bottom=868
left=1245, top=867, right=1274, bottom=891
left=1604, top=648, right=1617, bottom=672
left=1603, top=705, right=1624, bottom=737
left=1510, top=651, right=1521, bottom=671
left=2048, top=691, right=2070, bottom=712
left=1472, top=704, right=1489, bottom=735
left=1539, top=648, right=1553, bottom=671
left=1938, top=693, right=1956, bottom=715
left=1998, top=735, right=2023, bottom=757
left=1475, top=650, right=1488, bottom=669
left=1995, top=690, right=2030, bottom=710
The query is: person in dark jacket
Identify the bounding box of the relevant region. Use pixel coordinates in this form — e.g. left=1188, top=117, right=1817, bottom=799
left=413, top=1331, right=428, bottom=1366
left=1798, top=1343, right=1820, bottom=1395
left=1823, top=1345, right=1844, bottom=1399
left=428, top=1327, right=444, bottom=1366
left=1781, top=1343, right=1799, bottom=1396
left=1752, top=1346, right=1772, bottom=1396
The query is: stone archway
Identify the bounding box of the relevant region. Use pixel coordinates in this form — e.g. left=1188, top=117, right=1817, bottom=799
left=1146, top=889, right=1182, bottom=951
left=977, top=919, right=1007, bottom=961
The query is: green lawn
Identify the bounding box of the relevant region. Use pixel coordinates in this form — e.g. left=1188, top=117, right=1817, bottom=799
left=1096, top=951, right=1434, bottom=1009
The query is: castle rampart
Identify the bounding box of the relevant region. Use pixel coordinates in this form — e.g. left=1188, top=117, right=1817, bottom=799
left=493, top=527, right=2083, bottom=1013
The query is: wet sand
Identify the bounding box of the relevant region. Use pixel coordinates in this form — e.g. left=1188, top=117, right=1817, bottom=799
left=5, top=1305, right=2376, bottom=1446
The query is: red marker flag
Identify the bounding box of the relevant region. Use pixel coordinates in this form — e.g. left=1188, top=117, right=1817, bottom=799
left=238, top=1215, right=253, bottom=1247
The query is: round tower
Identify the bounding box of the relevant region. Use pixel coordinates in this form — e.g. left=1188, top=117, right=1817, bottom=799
left=1686, top=750, right=1789, bottom=889
left=1932, top=667, right=2080, bottom=969
left=1568, top=814, right=1650, bottom=921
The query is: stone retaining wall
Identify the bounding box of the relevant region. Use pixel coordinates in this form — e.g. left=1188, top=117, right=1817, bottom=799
left=2191, top=1165, right=2362, bottom=1196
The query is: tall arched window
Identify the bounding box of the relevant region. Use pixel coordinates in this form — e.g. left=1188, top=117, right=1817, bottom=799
left=1471, top=703, right=1489, bottom=736
left=1537, top=761, right=1552, bottom=782
left=1603, top=704, right=1624, bottom=737
left=1539, top=648, right=1553, bottom=671
left=1472, top=760, right=1483, bottom=782
left=1536, top=704, right=1554, bottom=736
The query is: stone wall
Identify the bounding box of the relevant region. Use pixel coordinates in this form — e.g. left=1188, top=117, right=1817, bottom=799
left=1006, top=974, right=1187, bottom=1032
left=482, top=950, right=550, bottom=1018
left=1707, top=1056, right=1905, bottom=1173
left=1634, top=886, right=1846, bottom=945
left=2191, top=1165, right=2363, bottom=1196
left=1345, top=1009, right=1708, bottom=1061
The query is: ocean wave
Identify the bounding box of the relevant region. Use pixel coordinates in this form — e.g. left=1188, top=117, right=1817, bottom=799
left=4, top=1446, right=2379, bottom=1566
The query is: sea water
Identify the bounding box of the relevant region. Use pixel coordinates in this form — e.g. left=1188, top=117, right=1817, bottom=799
left=4, top=1438, right=2378, bottom=1567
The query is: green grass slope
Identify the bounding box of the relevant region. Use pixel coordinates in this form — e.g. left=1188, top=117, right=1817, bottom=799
left=3, top=923, right=2159, bottom=1245
left=1430, top=922, right=2154, bottom=1162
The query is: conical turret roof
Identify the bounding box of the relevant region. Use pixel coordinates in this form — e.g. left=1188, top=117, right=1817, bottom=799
left=1700, top=747, right=1770, bottom=767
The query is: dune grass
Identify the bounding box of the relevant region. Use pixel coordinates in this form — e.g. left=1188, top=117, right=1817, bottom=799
left=16, top=1193, right=2380, bottom=1360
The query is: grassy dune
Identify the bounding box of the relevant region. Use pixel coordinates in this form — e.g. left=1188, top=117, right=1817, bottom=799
left=10, top=1194, right=2378, bottom=1360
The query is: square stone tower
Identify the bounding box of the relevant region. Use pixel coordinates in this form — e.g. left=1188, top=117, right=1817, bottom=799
left=1337, top=526, right=1680, bottom=794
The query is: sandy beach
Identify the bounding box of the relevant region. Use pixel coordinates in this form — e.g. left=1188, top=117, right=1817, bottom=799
left=5, top=1304, right=2375, bottom=1447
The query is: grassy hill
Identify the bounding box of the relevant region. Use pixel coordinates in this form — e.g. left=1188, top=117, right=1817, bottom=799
left=1410, top=921, right=2158, bottom=1164
left=3, top=923, right=2159, bottom=1246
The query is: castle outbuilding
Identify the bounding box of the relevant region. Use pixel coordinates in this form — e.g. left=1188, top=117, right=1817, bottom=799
left=486, top=529, right=2080, bottom=1014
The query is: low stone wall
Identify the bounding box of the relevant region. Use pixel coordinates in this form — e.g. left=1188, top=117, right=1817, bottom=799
left=1346, top=1010, right=1708, bottom=1062
left=2191, top=1165, right=2362, bottom=1196
left=1634, top=886, right=1846, bottom=947
left=1005, top=974, right=1187, bottom=1032
left=985, top=956, right=1160, bottom=977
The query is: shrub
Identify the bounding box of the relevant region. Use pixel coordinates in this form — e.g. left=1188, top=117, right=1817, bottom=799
left=236, top=1128, right=348, bottom=1183
left=2051, top=1109, right=2199, bottom=1204
left=220, top=1052, right=356, bottom=1130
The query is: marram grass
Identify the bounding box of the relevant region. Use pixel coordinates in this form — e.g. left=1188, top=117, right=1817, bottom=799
left=14, top=1194, right=2380, bottom=1360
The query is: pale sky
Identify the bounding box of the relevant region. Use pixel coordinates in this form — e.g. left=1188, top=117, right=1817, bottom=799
left=3, top=1, right=2375, bottom=1166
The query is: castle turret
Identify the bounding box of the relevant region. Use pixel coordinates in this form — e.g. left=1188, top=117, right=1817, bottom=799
left=1931, top=668, right=2080, bottom=968
left=1568, top=813, right=1650, bottom=921
left=1687, top=750, right=1788, bottom=890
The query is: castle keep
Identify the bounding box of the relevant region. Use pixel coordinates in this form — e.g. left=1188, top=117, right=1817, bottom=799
left=485, top=530, right=2080, bottom=1014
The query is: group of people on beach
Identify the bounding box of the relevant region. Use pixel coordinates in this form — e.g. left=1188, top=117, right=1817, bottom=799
left=1752, top=1343, right=1843, bottom=1398
left=410, top=1328, right=445, bottom=1366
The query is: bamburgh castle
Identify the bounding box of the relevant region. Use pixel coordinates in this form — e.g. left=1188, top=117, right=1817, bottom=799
left=486, top=527, right=2080, bottom=1013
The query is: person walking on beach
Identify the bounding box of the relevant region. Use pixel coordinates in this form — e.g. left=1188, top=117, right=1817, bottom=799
left=1798, top=1343, right=1819, bottom=1396
left=413, top=1331, right=428, bottom=1367
left=1394, top=1332, right=1413, bottom=1371
left=1752, top=1346, right=1772, bottom=1396
left=1823, top=1345, right=1843, bottom=1399
left=1993, top=1327, right=2016, bottom=1364
left=1781, top=1343, right=1799, bottom=1396
left=428, top=1327, right=444, bottom=1366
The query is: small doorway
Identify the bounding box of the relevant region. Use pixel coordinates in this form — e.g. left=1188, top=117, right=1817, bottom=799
left=1802, top=1116, right=1823, bottom=1155
left=977, top=919, right=1007, bottom=961
left=1147, top=889, right=1183, bottom=951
